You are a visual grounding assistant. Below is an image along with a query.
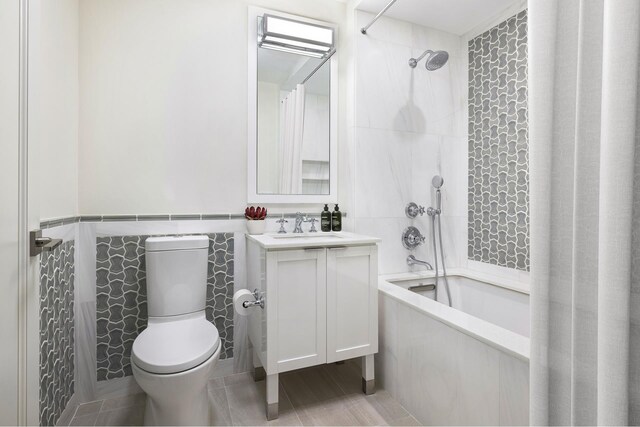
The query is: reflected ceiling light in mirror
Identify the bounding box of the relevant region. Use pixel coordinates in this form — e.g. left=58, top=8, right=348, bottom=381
left=259, top=14, right=334, bottom=58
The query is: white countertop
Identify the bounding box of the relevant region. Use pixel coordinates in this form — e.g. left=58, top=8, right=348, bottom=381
left=246, top=231, right=381, bottom=249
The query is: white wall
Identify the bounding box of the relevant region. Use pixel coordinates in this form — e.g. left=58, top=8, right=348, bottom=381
left=351, top=10, right=467, bottom=274
left=30, top=0, right=79, bottom=220
left=78, top=0, right=349, bottom=216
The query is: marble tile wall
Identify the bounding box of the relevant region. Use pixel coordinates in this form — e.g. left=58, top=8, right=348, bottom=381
left=95, top=233, right=234, bottom=381
left=376, top=293, right=529, bottom=425
left=353, top=11, right=468, bottom=274
left=468, top=10, right=529, bottom=271
left=40, top=240, right=75, bottom=427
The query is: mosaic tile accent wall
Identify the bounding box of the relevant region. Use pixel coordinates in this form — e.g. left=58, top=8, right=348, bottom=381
left=468, top=9, right=529, bottom=271
left=96, top=234, right=234, bottom=381
left=40, top=241, right=75, bottom=427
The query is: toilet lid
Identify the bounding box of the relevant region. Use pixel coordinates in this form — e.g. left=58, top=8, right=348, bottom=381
left=132, top=315, right=220, bottom=374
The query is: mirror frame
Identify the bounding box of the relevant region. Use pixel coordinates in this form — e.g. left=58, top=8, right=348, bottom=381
left=247, top=6, right=338, bottom=204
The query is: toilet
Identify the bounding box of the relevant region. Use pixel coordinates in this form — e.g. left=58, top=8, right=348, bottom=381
left=131, top=235, right=220, bottom=426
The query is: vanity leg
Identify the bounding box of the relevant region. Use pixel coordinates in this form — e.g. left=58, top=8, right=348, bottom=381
left=361, top=354, right=375, bottom=395
left=252, top=348, right=265, bottom=382
left=266, top=373, right=279, bottom=421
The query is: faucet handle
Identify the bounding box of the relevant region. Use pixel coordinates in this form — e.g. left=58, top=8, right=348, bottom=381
left=405, top=202, right=426, bottom=218
left=308, top=218, right=318, bottom=232
left=276, top=217, right=288, bottom=234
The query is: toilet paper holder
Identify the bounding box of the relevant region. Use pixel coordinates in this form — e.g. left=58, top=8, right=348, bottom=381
left=243, top=289, right=264, bottom=309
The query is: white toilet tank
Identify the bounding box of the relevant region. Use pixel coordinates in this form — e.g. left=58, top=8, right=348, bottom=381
left=145, top=235, right=209, bottom=317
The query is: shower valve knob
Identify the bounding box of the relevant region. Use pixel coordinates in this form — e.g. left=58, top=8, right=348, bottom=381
left=402, top=226, right=425, bottom=249
left=405, top=202, right=425, bottom=218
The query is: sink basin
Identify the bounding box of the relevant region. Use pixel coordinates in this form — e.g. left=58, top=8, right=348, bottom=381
left=270, top=232, right=344, bottom=239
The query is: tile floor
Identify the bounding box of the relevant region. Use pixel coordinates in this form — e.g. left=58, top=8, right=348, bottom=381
left=65, top=361, right=420, bottom=426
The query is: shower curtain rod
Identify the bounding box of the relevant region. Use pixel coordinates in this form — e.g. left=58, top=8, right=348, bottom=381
left=302, top=49, right=336, bottom=84
left=360, top=0, right=399, bottom=34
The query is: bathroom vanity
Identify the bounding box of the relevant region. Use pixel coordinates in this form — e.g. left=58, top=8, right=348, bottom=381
left=245, top=232, right=380, bottom=420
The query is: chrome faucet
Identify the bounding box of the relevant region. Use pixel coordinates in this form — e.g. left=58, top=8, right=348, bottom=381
left=293, top=212, right=307, bottom=233
left=407, top=255, right=433, bottom=270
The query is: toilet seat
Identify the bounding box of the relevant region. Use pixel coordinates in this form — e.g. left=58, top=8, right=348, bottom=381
left=132, top=314, right=220, bottom=374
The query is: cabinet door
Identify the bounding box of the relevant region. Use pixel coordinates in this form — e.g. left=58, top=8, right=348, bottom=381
left=326, top=245, right=378, bottom=362
left=266, top=248, right=327, bottom=373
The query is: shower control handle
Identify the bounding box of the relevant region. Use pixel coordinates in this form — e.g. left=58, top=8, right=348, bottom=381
left=405, top=202, right=425, bottom=218
left=402, top=226, right=426, bottom=249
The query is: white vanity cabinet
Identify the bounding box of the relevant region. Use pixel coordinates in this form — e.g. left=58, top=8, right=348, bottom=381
left=267, top=247, right=327, bottom=373
left=245, top=232, right=380, bottom=420
left=326, top=245, right=378, bottom=362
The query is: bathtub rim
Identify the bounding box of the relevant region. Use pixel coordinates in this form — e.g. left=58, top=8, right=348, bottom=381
left=379, top=269, right=530, bottom=362
left=381, top=267, right=529, bottom=295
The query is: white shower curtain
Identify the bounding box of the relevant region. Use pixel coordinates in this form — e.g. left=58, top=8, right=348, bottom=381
left=278, top=84, right=305, bottom=194
left=529, top=0, right=640, bottom=425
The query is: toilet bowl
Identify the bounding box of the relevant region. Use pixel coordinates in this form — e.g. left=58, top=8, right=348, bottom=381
left=132, top=311, right=220, bottom=425
left=131, top=235, right=220, bottom=426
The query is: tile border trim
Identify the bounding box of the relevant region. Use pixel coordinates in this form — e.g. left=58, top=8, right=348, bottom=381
left=40, top=212, right=347, bottom=229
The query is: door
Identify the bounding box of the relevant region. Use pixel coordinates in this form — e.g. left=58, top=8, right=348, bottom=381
left=326, top=245, right=378, bottom=363
left=266, top=248, right=327, bottom=373
left=1, top=1, right=39, bottom=424
left=0, top=0, right=35, bottom=424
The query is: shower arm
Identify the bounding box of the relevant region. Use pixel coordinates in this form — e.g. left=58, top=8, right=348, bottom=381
left=409, top=50, right=433, bottom=68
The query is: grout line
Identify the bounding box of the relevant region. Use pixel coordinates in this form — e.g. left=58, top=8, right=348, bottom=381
left=221, top=385, right=234, bottom=426
left=276, top=384, right=303, bottom=425
left=70, top=404, right=80, bottom=420
left=321, top=363, right=351, bottom=397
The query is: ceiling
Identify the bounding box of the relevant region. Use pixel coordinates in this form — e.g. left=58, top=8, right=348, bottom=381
left=354, top=0, right=522, bottom=36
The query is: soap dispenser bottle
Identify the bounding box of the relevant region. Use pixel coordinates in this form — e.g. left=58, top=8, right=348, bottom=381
left=321, top=204, right=332, bottom=232
left=331, top=204, right=342, bottom=232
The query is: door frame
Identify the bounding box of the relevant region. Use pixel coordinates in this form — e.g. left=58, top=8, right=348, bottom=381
left=17, top=0, right=40, bottom=424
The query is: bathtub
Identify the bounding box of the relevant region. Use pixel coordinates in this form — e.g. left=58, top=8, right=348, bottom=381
left=377, top=268, right=529, bottom=426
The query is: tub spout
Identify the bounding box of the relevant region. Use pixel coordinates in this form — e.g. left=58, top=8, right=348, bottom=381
left=407, top=255, right=433, bottom=269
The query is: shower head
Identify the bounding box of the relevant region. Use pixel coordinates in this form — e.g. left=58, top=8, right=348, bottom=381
left=425, top=50, right=449, bottom=70
left=408, top=49, right=449, bottom=70
left=432, top=175, right=444, bottom=189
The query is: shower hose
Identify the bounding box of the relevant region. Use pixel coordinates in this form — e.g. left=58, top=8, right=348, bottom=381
left=431, top=213, right=452, bottom=307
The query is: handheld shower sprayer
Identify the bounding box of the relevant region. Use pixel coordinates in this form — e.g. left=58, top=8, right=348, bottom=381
left=426, top=175, right=452, bottom=307
left=428, top=175, right=444, bottom=216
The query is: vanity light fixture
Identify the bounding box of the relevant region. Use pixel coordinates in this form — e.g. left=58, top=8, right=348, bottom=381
left=258, top=14, right=334, bottom=58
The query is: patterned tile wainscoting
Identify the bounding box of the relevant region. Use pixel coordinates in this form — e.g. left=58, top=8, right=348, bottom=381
left=468, top=9, right=529, bottom=271
left=96, top=233, right=234, bottom=381
left=40, top=241, right=75, bottom=427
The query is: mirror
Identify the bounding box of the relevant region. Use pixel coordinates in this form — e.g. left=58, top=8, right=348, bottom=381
left=257, top=50, right=330, bottom=195
left=248, top=8, right=338, bottom=203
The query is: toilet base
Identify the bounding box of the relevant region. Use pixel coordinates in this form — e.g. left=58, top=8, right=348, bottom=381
left=143, top=391, right=210, bottom=426
left=132, top=346, right=220, bottom=426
